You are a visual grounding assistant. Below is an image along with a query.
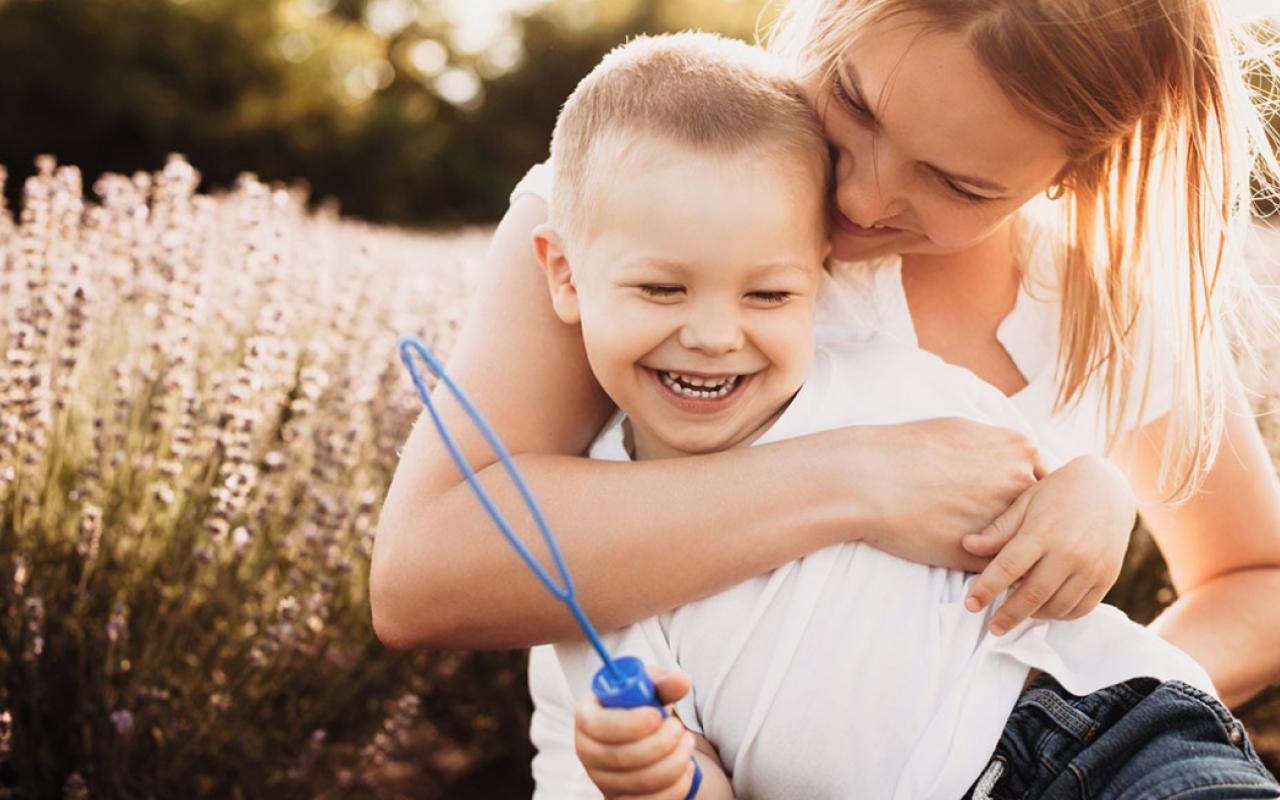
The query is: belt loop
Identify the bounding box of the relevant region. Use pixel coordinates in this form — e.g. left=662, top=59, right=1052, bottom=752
left=972, top=755, right=1007, bottom=800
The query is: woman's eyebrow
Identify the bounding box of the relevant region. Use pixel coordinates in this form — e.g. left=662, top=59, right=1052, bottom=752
left=837, top=60, right=1009, bottom=195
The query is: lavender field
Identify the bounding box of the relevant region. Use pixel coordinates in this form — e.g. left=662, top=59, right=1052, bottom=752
left=0, top=155, right=1276, bottom=797
left=0, top=156, right=532, bottom=798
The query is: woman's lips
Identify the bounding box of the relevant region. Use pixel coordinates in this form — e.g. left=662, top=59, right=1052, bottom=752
left=833, top=210, right=902, bottom=238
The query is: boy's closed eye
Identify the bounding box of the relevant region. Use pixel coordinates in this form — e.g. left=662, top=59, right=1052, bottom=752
left=636, top=285, right=797, bottom=305
left=748, top=290, right=794, bottom=305
left=638, top=284, right=685, bottom=299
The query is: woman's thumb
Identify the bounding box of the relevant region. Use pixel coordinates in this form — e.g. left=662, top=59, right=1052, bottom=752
left=963, top=492, right=1029, bottom=556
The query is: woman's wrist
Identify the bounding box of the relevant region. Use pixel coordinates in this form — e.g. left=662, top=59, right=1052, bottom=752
left=760, top=428, right=880, bottom=548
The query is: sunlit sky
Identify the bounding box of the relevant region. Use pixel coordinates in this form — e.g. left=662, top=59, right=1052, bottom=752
left=1223, top=0, right=1280, bottom=25
left=280, top=0, right=547, bottom=105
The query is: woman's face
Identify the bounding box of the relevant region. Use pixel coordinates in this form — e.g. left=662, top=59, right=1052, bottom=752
left=806, top=16, right=1072, bottom=262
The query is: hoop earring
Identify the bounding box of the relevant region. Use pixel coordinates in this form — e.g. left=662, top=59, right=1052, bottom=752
left=1045, top=182, right=1066, bottom=201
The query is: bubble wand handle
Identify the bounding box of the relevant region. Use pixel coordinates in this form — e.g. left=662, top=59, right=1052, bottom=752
left=397, top=337, right=701, bottom=798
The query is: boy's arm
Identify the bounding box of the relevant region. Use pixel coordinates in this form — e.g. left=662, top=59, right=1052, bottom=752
left=961, top=454, right=1136, bottom=633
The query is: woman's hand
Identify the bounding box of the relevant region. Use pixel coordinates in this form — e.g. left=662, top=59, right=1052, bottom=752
left=836, top=417, right=1046, bottom=573
left=960, top=455, right=1135, bottom=633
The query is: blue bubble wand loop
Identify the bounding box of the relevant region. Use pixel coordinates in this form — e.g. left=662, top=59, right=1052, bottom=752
left=398, top=336, right=701, bottom=798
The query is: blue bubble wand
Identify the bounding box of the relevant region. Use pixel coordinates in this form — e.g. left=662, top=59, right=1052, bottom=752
left=398, top=336, right=701, bottom=798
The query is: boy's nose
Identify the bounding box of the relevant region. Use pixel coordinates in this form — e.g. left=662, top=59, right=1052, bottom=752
left=678, top=307, right=745, bottom=356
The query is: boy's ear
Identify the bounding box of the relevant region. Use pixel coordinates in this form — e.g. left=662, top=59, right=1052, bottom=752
left=532, top=223, right=581, bottom=325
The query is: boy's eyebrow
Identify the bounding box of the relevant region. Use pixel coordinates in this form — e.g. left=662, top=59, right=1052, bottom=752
left=835, top=60, right=1010, bottom=195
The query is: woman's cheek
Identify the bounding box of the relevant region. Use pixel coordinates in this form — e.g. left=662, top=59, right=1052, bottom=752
left=919, top=204, right=1011, bottom=252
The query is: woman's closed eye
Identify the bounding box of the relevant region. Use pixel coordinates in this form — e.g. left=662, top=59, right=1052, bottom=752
left=832, top=77, right=998, bottom=205
left=831, top=78, right=873, bottom=123
left=937, top=174, right=994, bottom=203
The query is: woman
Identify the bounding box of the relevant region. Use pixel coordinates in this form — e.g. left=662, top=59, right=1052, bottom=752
left=371, top=0, right=1280, bottom=720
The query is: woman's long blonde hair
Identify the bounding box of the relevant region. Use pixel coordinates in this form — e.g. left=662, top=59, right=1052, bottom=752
left=767, top=0, right=1280, bottom=501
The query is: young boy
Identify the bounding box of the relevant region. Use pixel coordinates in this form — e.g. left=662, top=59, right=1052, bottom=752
left=524, top=32, right=1248, bottom=800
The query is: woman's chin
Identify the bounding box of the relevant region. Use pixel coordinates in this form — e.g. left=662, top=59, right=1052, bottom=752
left=829, top=236, right=900, bottom=262
left=828, top=230, right=935, bottom=262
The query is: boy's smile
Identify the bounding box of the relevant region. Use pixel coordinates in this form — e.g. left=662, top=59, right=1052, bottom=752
left=536, top=136, right=829, bottom=460
left=647, top=368, right=753, bottom=412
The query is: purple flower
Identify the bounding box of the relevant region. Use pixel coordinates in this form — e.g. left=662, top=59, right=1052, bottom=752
left=110, top=709, right=134, bottom=735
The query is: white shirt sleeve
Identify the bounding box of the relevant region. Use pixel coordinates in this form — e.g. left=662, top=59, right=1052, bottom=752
left=529, top=644, right=605, bottom=799
left=510, top=161, right=553, bottom=205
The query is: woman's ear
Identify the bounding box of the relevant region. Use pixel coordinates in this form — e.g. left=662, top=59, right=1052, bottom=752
left=1046, top=164, right=1075, bottom=201
left=531, top=223, right=581, bottom=325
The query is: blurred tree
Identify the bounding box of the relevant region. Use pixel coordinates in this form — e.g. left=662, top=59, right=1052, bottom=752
left=0, top=0, right=765, bottom=225
left=0, top=0, right=1275, bottom=226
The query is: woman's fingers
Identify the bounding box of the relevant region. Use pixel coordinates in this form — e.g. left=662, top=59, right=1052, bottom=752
left=962, top=489, right=1032, bottom=561
left=588, top=730, right=696, bottom=797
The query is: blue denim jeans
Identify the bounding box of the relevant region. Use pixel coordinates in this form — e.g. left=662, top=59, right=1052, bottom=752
left=963, top=674, right=1280, bottom=799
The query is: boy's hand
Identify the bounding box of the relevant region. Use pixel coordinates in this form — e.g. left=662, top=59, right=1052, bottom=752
left=575, top=668, right=725, bottom=799
left=961, top=455, right=1135, bottom=634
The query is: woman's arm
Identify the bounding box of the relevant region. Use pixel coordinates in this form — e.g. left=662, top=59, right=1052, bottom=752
left=370, top=196, right=1042, bottom=651
left=1119, top=381, right=1280, bottom=708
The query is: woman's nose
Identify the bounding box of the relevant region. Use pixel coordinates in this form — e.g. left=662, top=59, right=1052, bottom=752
left=678, top=304, right=745, bottom=355
left=835, top=142, right=907, bottom=227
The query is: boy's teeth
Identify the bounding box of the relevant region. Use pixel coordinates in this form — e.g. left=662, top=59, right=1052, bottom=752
left=659, top=371, right=741, bottom=399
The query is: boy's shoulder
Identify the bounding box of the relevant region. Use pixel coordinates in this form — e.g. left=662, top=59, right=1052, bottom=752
left=814, top=338, right=993, bottom=403
left=758, top=339, right=1032, bottom=445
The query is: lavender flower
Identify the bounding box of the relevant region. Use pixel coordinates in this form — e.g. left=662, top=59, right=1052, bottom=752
left=109, top=709, right=134, bottom=735
left=62, top=772, right=88, bottom=800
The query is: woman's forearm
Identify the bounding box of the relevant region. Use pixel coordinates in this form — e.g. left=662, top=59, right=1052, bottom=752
left=1151, top=566, right=1280, bottom=708
left=1125, top=390, right=1280, bottom=709
left=371, top=415, right=1047, bottom=650
left=371, top=437, right=851, bottom=650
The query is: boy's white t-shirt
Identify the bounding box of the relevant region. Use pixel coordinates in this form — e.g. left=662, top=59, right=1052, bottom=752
left=513, top=165, right=1207, bottom=799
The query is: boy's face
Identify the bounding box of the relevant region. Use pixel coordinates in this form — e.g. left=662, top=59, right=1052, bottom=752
left=537, top=138, right=828, bottom=459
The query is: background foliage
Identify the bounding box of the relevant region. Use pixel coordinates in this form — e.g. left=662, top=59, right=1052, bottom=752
left=5, top=0, right=1270, bottom=227
left=0, top=0, right=773, bottom=227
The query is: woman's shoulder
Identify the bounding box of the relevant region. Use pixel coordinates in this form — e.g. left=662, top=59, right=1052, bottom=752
left=815, top=256, right=916, bottom=346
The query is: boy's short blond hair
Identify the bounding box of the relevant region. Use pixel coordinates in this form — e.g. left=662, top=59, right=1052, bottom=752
left=548, top=31, right=831, bottom=238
